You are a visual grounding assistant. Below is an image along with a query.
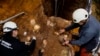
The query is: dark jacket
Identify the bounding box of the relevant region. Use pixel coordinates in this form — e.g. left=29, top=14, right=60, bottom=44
left=0, top=33, right=36, bottom=56
left=65, top=15, right=100, bottom=52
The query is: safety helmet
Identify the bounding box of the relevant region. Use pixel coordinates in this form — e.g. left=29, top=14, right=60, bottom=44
left=72, top=8, right=89, bottom=23
left=3, top=21, right=18, bottom=32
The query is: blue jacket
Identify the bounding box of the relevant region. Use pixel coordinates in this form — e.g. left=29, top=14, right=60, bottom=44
left=65, top=15, right=100, bottom=52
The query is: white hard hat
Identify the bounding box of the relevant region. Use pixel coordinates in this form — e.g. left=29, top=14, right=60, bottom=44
left=3, top=21, right=18, bottom=32
left=72, top=8, right=89, bottom=23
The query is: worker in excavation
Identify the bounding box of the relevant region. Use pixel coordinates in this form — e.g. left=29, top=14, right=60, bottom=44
left=0, top=21, right=36, bottom=56
left=60, top=8, right=100, bottom=56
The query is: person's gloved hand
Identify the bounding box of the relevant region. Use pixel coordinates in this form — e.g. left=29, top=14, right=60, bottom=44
left=62, top=40, right=70, bottom=46
left=32, top=36, right=36, bottom=40
left=59, top=34, right=70, bottom=46
left=25, top=36, right=36, bottom=45
left=59, top=29, right=65, bottom=34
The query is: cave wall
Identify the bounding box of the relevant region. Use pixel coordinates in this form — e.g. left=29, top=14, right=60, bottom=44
left=42, top=0, right=100, bottom=20
left=43, top=0, right=87, bottom=20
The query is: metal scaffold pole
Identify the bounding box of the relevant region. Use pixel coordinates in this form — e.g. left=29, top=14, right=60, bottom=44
left=55, top=0, right=58, bottom=16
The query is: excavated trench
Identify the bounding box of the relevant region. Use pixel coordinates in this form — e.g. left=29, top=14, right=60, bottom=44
left=0, top=0, right=100, bottom=56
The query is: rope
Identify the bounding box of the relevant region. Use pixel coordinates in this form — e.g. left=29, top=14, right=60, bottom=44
left=92, top=37, right=100, bottom=56
left=86, top=0, right=92, bottom=14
